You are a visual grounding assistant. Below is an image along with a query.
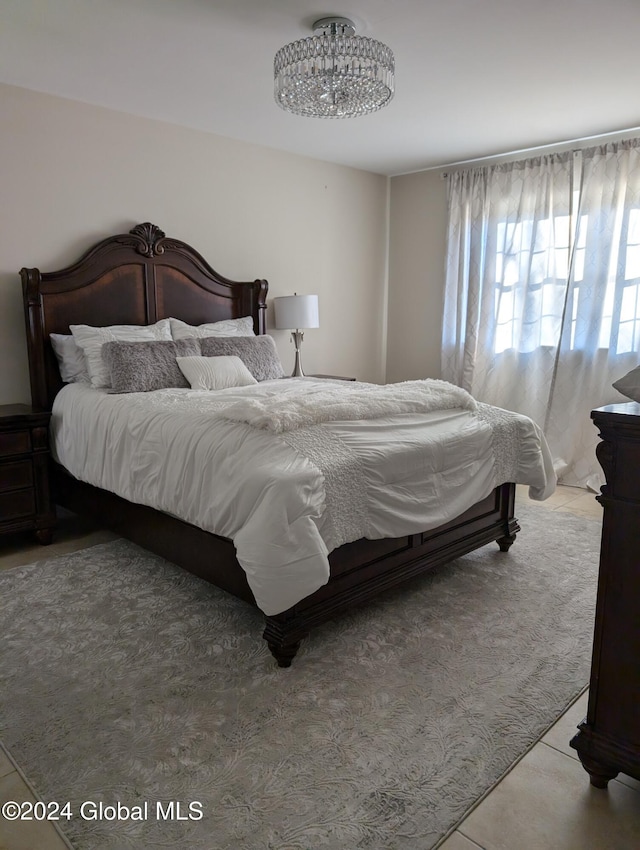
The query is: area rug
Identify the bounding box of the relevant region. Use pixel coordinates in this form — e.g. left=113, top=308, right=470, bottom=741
left=0, top=503, right=601, bottom=850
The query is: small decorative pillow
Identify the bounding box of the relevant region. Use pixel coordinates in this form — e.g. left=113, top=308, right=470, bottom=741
left=176, top=355, right=258, bottom=391
left=170, top=316, right=255, bottom=340
left=200, top=335, right=285, bottom=382
left=70, top=320, right=172, bottom=388
left=612, top=365, right=640, bottom=402
left=103, top=338, right=201, bottom=393
left=50, top=333, right=89, bottom=383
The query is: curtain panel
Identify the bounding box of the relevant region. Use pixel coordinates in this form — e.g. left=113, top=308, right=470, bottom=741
left=442, top=140, right=640, bottom=488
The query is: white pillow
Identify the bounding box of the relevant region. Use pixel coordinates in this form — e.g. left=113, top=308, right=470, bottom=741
left=612, top=365, right=640, bottom=402
left=70, top=320, right=172, bottom=388
left=170, top=316, right=255, bottom=340
left=50, top=333, right=89, bottom=383
left=176, top=355, right=258, bottom=391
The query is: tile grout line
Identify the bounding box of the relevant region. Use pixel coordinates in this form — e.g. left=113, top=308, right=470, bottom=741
left=455, top=828, right=487, bottom=849
left=538, top=741, right=640, bottom=795
left=431, top=686, right=589, bottom=849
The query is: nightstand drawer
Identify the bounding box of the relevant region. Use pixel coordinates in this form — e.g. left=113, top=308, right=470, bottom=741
left=0, top=404, right=55, bottom=544
left=0, top=430, right=31, bottom=458
left=0, top=460, right=33, bottom=493
left=0, top=488, right=35, bottom=520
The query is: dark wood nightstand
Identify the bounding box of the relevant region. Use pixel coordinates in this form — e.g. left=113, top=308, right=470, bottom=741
left=309, top=374, right=357, bottom=381
left=0, top=404, right=55, bottom=544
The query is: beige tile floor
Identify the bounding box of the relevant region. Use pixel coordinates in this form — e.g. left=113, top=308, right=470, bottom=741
left=1, top=489, right=638, bottom=850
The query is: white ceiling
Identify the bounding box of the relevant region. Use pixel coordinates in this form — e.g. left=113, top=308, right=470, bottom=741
left=2, top=0, right=640, bottom=176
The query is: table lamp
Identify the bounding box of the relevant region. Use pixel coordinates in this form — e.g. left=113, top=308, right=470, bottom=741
left=273, top=293, right=319, bottom=377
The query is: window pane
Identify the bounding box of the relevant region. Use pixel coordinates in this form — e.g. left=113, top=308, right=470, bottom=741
left=628, top=208, right=640, bottom=243
left=618, top=321, right=635, bottom=354
left=624, top=245, right=640, bottom=280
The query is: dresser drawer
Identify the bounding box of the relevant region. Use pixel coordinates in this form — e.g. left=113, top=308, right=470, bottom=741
left=0, top=430, right=31, bottom=458
left=0, top=460, right=33, bottom=493
left=0, top=488, right=35, bottom=521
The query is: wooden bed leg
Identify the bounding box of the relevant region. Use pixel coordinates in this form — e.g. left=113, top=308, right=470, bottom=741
left=263, top=615, right=306, bottom=668
left=36, top=528, right=54, bottom=545
left=497, top=532, right=517, bottom=552
left=267, top=640, right=301, bottom=668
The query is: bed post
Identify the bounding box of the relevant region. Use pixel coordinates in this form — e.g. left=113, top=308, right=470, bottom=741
left=496, top=481, right=518, bottom=551
left=21, top=267, right=49, bottom=411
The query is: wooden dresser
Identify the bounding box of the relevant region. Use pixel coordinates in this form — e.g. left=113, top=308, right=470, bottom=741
left=0, top=403, right=55, bottom=544
left=570, top=402, right=640, bottom=787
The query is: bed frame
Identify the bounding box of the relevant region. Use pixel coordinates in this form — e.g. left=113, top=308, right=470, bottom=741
left=21, top=223, right=520, bottom=666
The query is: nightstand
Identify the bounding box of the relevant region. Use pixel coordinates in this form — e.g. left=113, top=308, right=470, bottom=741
left=0, top=404, right=55, bottom=544
left=309, top=374, right=357, bottom=381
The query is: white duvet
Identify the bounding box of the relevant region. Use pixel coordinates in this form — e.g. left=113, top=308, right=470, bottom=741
left=50, top=378, right=556, bottom=615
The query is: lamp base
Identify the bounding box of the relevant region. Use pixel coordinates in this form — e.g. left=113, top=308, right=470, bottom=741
left=290, top=330, right=305, bottom=377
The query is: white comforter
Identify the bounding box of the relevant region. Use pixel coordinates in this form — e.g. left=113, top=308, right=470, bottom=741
left=51, top=379, right=556, bottom=615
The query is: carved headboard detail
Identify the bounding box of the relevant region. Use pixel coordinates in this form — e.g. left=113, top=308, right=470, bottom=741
left=21, top=223, right=268, bottom=410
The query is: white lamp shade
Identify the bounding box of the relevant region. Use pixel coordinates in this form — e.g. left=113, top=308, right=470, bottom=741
left=273, top=294, right=319, bottom=330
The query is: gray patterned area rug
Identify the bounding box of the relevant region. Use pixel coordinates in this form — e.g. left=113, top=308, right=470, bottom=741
left=0, top=503, right=601, bottom=850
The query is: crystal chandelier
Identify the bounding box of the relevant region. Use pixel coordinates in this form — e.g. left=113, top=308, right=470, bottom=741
left=274, top=17, right=394, bottom=119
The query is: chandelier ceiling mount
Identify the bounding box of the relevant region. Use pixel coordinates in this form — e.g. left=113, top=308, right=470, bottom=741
left=312, top=17, right=356, bottom=38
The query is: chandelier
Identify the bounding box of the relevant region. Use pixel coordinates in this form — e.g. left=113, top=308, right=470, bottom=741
left=274, top=17, right=394, bottom=119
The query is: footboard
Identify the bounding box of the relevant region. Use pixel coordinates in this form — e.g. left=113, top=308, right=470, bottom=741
left=53, top=465, right=517, bottom=667
left=52, top=461, right=517, bottom=667
left=264, top=482, right=518, bottom=665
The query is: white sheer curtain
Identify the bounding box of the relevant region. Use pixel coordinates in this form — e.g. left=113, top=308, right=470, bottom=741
left=442, top=140, right=640, bottom=489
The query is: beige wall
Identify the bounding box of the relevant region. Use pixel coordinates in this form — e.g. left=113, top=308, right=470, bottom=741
left=0, top=83, right=389, bottom=404
left=386, top=169, right=448, bottom=383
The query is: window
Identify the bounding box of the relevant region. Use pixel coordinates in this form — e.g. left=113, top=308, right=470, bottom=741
left=493, top=214, right=572, bottom=353
left=443, top=140, right=640, bottom=489
left=493, top=204, right=640, bottom=355
left=602, top=207, right=640, bottom=353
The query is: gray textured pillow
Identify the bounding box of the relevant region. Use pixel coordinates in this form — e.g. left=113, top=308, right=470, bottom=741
left=102, top=338, right=201, bottom=393
left=200, top=335, right=285, bottom=382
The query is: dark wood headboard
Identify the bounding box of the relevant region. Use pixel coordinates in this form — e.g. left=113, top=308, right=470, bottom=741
left=21, top=223, right=268, bottom=411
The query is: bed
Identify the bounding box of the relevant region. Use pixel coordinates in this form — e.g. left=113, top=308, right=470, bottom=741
left=21, top=222, right=555, bottom=666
